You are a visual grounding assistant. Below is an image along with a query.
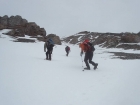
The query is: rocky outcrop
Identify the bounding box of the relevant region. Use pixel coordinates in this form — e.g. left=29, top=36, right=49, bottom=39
left=44, top=34, right=61, bottom=45
left=0, top=15, right=9, bottom=26
left=0, top=15, right=46, bottom=37
left=61, top=31, right=140, bottom=50
left=24, top=22, right=46, bottom=36
left=0, top=15, right=61, bottom=44
left=0, top=15, right=28, bottom=29
left=120, top=33, right=140, bottom=43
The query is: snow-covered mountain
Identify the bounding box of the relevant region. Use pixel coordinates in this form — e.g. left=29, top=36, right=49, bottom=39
left=0, top=29, right=140, bottom=105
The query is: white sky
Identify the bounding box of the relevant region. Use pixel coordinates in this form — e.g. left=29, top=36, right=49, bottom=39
left=1, top=0, right=140, bottom=37
left=0, top=30, right=140, bottom=105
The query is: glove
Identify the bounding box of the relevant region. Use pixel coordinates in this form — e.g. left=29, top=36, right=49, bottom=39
left=80, top=51, right=83, bottom=56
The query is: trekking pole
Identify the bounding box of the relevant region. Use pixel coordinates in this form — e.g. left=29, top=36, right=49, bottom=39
left=80, top=55, right=84, bottom=71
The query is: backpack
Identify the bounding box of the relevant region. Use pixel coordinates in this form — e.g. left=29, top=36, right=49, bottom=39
left=87, top=42, right=95, bottom=52
left=65, top=46, right=70, bottom=51
left=47, top=39, right=54, bottom=48
left=80, top=39, right=95, bottom=52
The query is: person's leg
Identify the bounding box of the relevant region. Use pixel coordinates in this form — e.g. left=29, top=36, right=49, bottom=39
left=89, top=52, right=98, bottom=69
left=66, top=50, right=69, bottom=56
left=89, top=52, right=96, bottom=66
left=67, top=51, right=69, bottom=56
left=66, top=51, right=68, bottom=56
left=48, top=50, right=51, bottom=60
left=46, top=51, right=49, bottom=60
left=84, top=52, right=90, bottom=69
left=49, top=53, right=51, bottom=60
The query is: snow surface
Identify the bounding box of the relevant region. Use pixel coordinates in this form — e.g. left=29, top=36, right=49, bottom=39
left=0, top=30, right=140, bottom=105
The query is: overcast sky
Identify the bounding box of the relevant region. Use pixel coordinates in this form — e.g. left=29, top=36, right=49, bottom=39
left=0, top=0, right=140, bottom=37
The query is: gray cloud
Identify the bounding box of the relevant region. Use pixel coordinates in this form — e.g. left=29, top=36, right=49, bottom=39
left=0, top=0, right=140, bottom=37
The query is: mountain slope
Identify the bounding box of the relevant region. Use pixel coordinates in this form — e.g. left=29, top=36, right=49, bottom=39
left=0, top=30, right=140, bottom=105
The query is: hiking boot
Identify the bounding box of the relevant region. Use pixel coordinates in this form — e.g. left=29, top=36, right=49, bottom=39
left=84, top=68, right=90, bottom=70
left=94, top=63, right=98, bottom=70
left=46, top=58, right=48, bottom=60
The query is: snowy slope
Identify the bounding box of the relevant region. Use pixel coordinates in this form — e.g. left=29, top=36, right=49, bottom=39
left=0, top=30, right=140, bottom=105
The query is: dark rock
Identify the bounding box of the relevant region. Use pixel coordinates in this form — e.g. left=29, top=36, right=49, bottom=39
left=0, top=15, right=8, bottom=26
left=120, top=34, right=140, bottom=43
left=6, top=29, right=25, bottom=37
left=109, top=52, right=140, bottom=60
left=45, top=34, right=61, bottom=45
left=77, top=31, right=90, bottom=34
left=0, top=24, right=6, bottom=29
left=13, top=38, right=35, bottom=43
left=8, top=15, right=28, bottom=28
left=25, top=22, right=41, bottom=36
left=0, top=15, right=46, bottom=37
left=116, top=44, right=140, bottom=50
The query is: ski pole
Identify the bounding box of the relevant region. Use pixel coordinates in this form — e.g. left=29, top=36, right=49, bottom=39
left=81, top=55, right=84, bottom=71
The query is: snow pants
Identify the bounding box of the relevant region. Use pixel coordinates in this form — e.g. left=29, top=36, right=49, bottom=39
left=66, top=50, right=69, bottom=56
left=84, top=51, right=96, bottom=69
left=46, top=48, right=53, bottom=60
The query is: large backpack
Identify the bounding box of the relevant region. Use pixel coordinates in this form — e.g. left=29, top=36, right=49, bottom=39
left=82, top=42, right=95, bottom=52
left=80, top=39, right=95, bottom=52
left=87, top=42, right=95, bottom=52
left=47, top=39, right=54, bottom=48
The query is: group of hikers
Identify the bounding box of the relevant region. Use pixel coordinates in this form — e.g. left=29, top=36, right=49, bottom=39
left=44, top=38, right=98, bottom=70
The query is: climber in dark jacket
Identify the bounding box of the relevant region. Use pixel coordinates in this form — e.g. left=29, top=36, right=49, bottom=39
left=65, top=46, right=70, bottom=56
left=79, top=39, right=98, bottom=70
left=44, top=38, right=54, bottom=60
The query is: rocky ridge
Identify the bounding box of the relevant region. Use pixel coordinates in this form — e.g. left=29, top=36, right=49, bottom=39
left=61, top=31, right=140, bottom=60
left=61, top=31, right=140, bottom=50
